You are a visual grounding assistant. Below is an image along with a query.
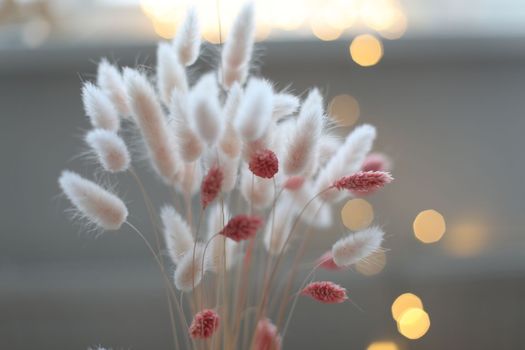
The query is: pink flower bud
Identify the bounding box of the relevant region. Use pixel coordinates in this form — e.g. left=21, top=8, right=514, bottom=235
left=201, top=166, right=223, bottom=209
left=254, top=318, right=282, bottom=350
left=301, top=281, right=348, bottom=304
left=331, top=171, right=393, bottom=193
left=189, top=309, right=220, bottom=339
left=220, top=214, right=263, bottom=242
left=249, top=149, right=279, bottom=179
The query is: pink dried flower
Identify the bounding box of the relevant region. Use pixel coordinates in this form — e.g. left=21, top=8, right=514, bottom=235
left=316, top=251, right=347, bottom=271
left=283, top=176, right=305, bottom=191
left=254, top=318, right=282, bottom=350
left=189, top=309, right=220, bottom=339
left=201, top=166, right=223, bottom=209
left=220, top=214, right=263, bottom=242
left=301, top=281, right=348, bottom=304
left=361, top=152, right=392, bottom=172
left=331, top=171, right=393, bottom=193
left=249, top=149, right=279, bottom=179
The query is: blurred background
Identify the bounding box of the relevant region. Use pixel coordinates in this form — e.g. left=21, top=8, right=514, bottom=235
left=1, top=0, right=525, bottom=349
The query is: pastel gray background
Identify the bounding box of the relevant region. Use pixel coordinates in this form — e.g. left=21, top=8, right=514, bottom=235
left=1, top=38, right=525, bottom=349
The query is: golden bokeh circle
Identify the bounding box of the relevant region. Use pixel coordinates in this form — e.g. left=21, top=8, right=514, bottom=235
left=397, top=308, right=431, bottom=340
left=367, top=341, right=398, bottom=350
left=391, top=293, right=423, bottom=321
left=349, top=34, right=384, bottom=67
left=329, top=94, right=360, bottom=126
left=341, top=198, right=374, bottom=231
left=413, top=209, right=446, bottom=243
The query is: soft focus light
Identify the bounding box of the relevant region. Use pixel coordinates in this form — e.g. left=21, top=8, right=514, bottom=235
left=444, top=221, right=489, bottom=257
left=341, top=198, right=374, bottom=231
left=22, top=18, right=51, bottom=48
left=397, top=308, right=431, bottom=340
left=350, top=34, right=383, bottom=67
left=367, top=341, right=399, bottom=350
left=356, top=250, right=386, bottom=275
left=413, top=209, right=446, bottom=243
left=329, top=94, right=360, bottom=126
left=140, top=0, right=406, bottom=41
left=391, top=293, right=423, bottom=321
left=310, top=19, right=343, bottom=41
left=378, top=8, right=407, bottom=39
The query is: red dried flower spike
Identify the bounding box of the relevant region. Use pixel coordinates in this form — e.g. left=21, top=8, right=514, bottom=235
left=189, top=309, right=220, bottom=339
left=316, top=251, right=347, bottom=271
left=249, top=149, right=279, bottom=179
left=201, top=165, right=223, bottom=209
left=361, top=152, right=391, bottom=172
left=301, top=281, right=348, bottom=304
left=331, top=171, right=393, bottom=193
left=283, top=176, right=305, bottom=191
left=220, top=214, right=263, bottom=242
left=254, top=318, right=282, bottom=350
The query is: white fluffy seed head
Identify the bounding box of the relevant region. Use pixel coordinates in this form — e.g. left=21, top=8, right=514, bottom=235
left=58, top=170, right=128, bottom=231
left=220, top=83, right=243, bottom=158
left=171, top=90, right=204, bottom=162
left=205, top=205, right=236, bottom=272
left=96, top=59, right=131, bottom=117
left=85, top=129, right=130, bottom=173
left=174, top=243, right=205, bottom=291
left=217, top=151, right=240, bottom=192
left=316, top=124, right=377, bottom=201
left=161, top=206, right=195, bottom=265
left=240, top=166, right=275, bottom=208
left=176, top=161, right=202, bottom=196
left=263, top=200, right=293, bottom=255
left=190, top=73, right=223, bottom=146
left=283, top=88, right=324, bottom=175
left=124, top=68, right=181, bottom=184
left=272, top=93, right=300, bottom=121
left=173, top=6, right=201, bottom=66
left=331, top=227, right=385, bottom=267
left=235, top=78, right=274, bottom=141
left=220, top=1, right=255, bottom=89
left=82, top=82, right=120, bottom=132
left=157, top=43, right=188, bottom=106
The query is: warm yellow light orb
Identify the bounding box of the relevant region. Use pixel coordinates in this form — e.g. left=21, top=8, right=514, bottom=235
left=413, top=209, right=446, bottom=243
left=341, top=198, right=374, bottom=231
left=398, top=308, right=431, bottom=339
left=367, top=341, right=399, bottom=350
left=391, top=293, right=423, bottom=321
left=349, top=34, right=383, bottom=67
left=329, top=94, right=360, bottom=126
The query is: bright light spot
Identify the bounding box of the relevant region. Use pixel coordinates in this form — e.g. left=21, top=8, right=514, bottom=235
left=152, top=19, right=177, bottom=39
left=329, top=94, right=360, bottom=126
left=378, top=8, right=407, bottom=39
left=361, top=0, right=398, bottom=31
left=367, top=341, right=399, bottom=350
left=391, top=293, right=423, bottom=321
left=397, top=308, right=431, bottom=340
left=356, top=250, right=386, bottom=276
left=341, top=198, right=374, bottom=231
left=350, top=34, right=383, bottom=67
left=413, top=209, right=446, bottom=243
left=444, top=221, right=489, bottom=257
left=310, top=18, right=343, bottom=41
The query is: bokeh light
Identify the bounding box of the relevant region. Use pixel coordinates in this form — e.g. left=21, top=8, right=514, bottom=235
left=329, top=94, right=360, bottom=126
left=367, top=340, right=399, bottom=350
left=391, top=293, right=423, bottom=321
left=397, top=308, right=431, bottom=339
left=444, top=221, right=489, bottom=257
left=310, top=18, right=343, bottom=41
left=356, top=250, right=386, bottom=275
left=413, top=209, right=446, bottom=243
left=349, top=34, right=384, bottom=67
left=341, top=198, right=374, bottom=231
